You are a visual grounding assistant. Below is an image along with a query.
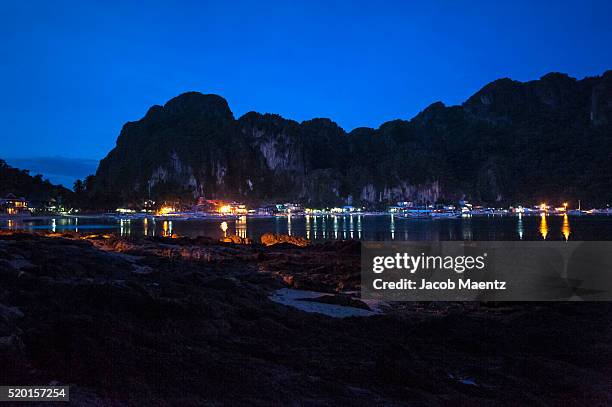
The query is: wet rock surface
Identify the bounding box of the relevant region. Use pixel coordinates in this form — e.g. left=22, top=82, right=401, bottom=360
left=260, top=232, right=310, bottom=247
left=0, top=231, right=611, bottom=405
left=220, top=234, right=253, bottom=244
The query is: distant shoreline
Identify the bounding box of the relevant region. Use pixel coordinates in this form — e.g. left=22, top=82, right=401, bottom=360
left=2, top=211, right=610, bottom=222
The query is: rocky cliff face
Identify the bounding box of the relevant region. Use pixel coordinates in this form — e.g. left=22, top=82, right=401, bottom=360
left=93, top=71, right=611, bottom=208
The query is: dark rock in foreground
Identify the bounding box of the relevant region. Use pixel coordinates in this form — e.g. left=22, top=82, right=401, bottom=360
left=260, top=232, right=310, bottom=247
left=0, top=232, right=611, bottom=405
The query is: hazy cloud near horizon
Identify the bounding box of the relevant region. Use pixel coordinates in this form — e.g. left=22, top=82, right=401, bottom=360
left=5, top=157, right=99, bottom=189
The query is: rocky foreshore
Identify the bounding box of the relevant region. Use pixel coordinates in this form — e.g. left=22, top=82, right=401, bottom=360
left=1, top=231, right=611, bottom=405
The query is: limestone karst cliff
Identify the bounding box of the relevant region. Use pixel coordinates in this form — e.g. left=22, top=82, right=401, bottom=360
left=92, top=71, right=611, bottom=208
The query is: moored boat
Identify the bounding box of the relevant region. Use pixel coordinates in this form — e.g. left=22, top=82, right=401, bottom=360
left=430, top=211, right=461, bottom=219
left=401, top=208, right=432, bottom=219
left=567, top=209, right=584, bottom=216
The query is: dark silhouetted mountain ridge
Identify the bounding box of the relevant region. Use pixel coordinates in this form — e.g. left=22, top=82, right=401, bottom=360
left=92, top=71, right=612, bottom=208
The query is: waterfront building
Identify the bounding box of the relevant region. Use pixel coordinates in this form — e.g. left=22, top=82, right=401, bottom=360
left=0, top=193, right=29, bottom=215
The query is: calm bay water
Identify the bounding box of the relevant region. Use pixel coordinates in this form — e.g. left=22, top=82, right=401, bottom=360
left=2, top=214, right=612, bottom=241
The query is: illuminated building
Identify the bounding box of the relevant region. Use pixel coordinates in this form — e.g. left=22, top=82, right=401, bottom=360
left=157, top=205, right=176, bottom=215
left=0, top=194, right=29, bottom=215
left=195, top=198, right=248, bottom=215
left=218, top=203, right=247, bottom=215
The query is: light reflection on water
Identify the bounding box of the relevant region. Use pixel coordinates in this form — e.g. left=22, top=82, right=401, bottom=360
left=1, top=213, right=606, bottom=241
left=517, top=214, right=524, bottom=240
left=236, top=216, right=247, bottom=239
left=562, top=214, right=571, bottom=241
left=161, top=220, right=174, bottom=237
left=539, top=213, right=549, bottom=240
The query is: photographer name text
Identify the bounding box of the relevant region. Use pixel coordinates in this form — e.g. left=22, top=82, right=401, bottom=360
left=370, top=252, right=506, bottom=291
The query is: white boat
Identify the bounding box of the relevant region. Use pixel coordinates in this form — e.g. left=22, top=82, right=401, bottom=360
left=401, top=209, right=432, bottom=219
left=567, top=209, right=584, bottom=216
left=568, top=200, right=584, bottom=216
left=589, top=208, right=612, bottom=215
left=398, top=207, right=462, bottom=219
left=430, top=211, right=461, bottom=219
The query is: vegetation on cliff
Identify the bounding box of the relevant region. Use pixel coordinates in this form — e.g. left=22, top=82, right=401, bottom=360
left=0, top=160, right=73, bottom=206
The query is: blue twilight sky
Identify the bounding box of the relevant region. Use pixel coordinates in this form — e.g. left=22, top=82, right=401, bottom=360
left=1, top=0, right=611, bottom=188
